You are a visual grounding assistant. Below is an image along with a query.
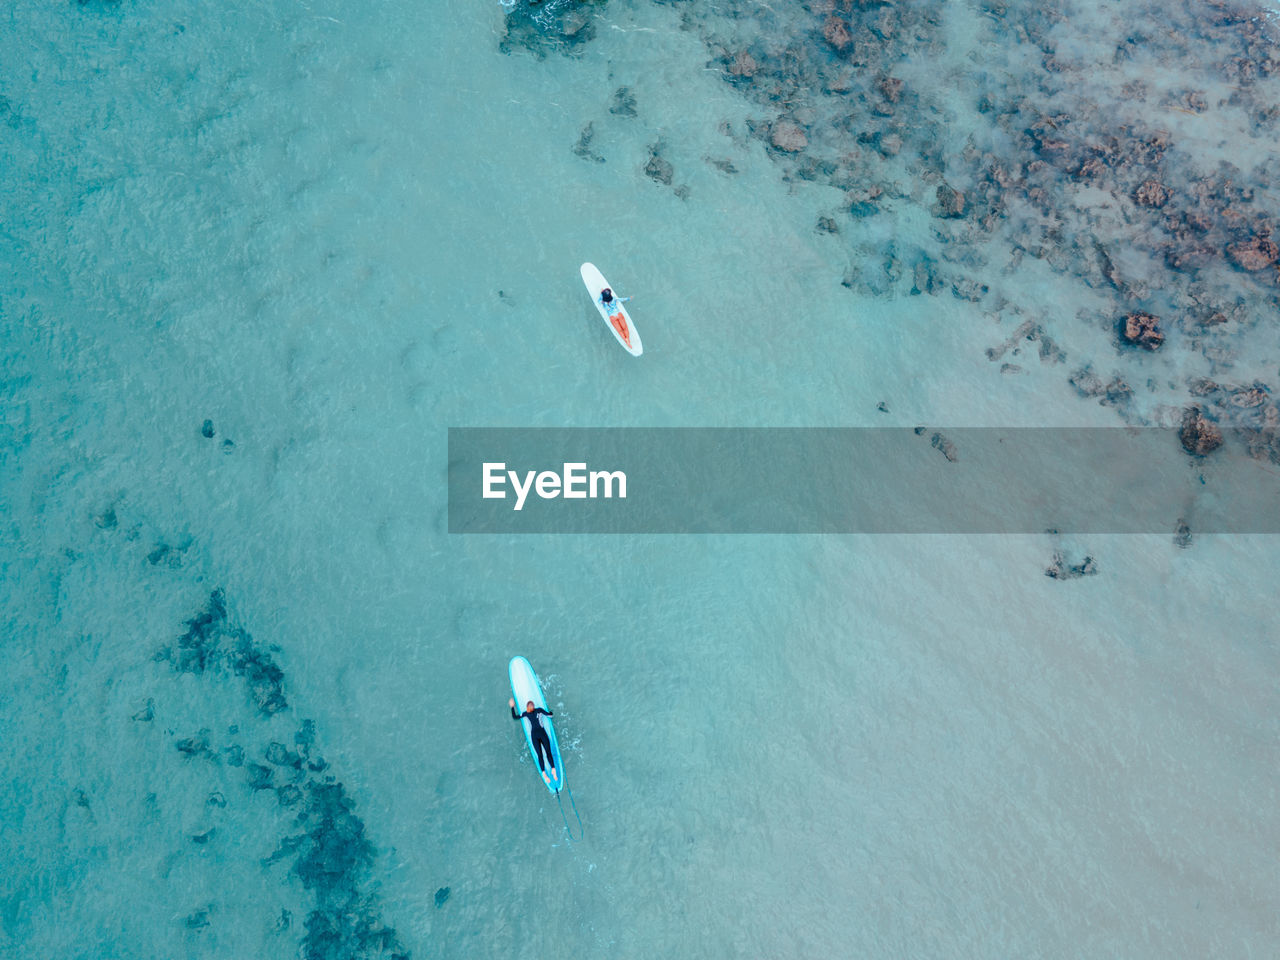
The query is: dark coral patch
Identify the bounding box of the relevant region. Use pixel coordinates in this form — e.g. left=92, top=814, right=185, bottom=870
left=164, top=592, right=411, bottom=957
left=171, top=590, right=287, bottom=715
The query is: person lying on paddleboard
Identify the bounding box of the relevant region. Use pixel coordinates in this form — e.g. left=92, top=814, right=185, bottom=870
left=599, top=287, right=630, bottom=313
left=510, top=698, right=558, bottom=779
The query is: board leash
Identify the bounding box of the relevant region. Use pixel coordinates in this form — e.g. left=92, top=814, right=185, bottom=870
left=556, top=786, right=584, bottom=842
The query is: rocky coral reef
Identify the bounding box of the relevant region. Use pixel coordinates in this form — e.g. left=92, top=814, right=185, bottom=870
left=1045, top=549, right=1098, bottom=580
left=507, top=0, right=1280, bottom=478
left=165, top=588, right=288, bottom=716
left=499, top=0, right=603, bottom=56
left=160, top=590, right=411, bottom=960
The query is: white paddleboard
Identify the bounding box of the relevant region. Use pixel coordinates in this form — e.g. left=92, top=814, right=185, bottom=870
left=581, top=262, right=643, bottom=356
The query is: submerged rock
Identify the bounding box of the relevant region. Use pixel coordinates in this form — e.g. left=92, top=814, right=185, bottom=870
left=822, top=17, right=853, bottom=53
left=230, top=638, right=288, bottom=716
left=560, top=5, right=590, bottom=38
left=1230, top=385, right=1269, bottom=408
left=161, top=593, right=407, bottom=959
left=293, top=720, right=317, bottom=759
left=266, top=742, right=303, bottom=768
left=934, top=183, right=966, bottom=218
left=608, top=86, right=637, bottom=118
left=727, top=50, right=758, bottom=79
left=176, top=733, right=210, bottom=758
left=911, top=252, right=943, bottom=295
left=1046, top=551, right=1097, bottom=579
left=951, top=278, right=989, bottom=302
left=875, top=132, right=903, bottom=156
left=293, top=782, right=376, bottom=891
left=930, top=432, right=958, bottom=462
left=1102, top=377, right=1133, bottom=406
left=875, top=75, right=904, bottom=104
left=1133, top=179, right=1171, bottom=208
left=1069, top=367, right=1105, bottom=397
left=277, top=784, right=303, bottom=807
left=644, top=145, right=674, bottom=185
left=499, top=0, right=597, bottom=56
left=1179, top=406, right=1224, bottom=456
left=1226, top=235, right=1278, bottom=271
left=247, top=763, right=274, bottom=791
left=171, top=591, right=288, bottom=715
left=769, top=120, right=808, bottom=153
left=572, top=122, right=604, bottom=164
left=1119, top=311, right=1164, bottom=350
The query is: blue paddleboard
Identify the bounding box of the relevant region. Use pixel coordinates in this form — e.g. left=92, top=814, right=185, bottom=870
left=509, top=656, right=565, bottom=794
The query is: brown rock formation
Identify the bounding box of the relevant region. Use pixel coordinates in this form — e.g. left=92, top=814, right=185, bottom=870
left=1120, top=311, right=1164, bottom=350
left=875, top=75, right=904, bottom=103
left=934, top=183, right=966, bottom=218
left=822, top=17, right=852, bottom=53
left=1226, top=235, right=1279, bottom=271
left=1133, top=179, right=1171, bottom=207
left=770, top=120, right=808, bottom=152
left=728, top=51, right=758, bottom=79
left=1179, top=407, right=1224, bottom=456
left=1230, top=385, right=1269, bottom=408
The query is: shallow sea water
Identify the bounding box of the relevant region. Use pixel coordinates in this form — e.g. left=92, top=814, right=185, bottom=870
left=2, top=1, right=1278, bottom=958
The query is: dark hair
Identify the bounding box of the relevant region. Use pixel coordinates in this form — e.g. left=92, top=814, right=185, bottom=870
left=601, top=288, right=613, bottom=302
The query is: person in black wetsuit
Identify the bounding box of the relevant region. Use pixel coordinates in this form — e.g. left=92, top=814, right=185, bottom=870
left=510, top=698, right=557, bottom=779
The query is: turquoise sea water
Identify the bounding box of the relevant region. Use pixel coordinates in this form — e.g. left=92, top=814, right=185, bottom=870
left=3, top=1, right=1279, bottom=957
